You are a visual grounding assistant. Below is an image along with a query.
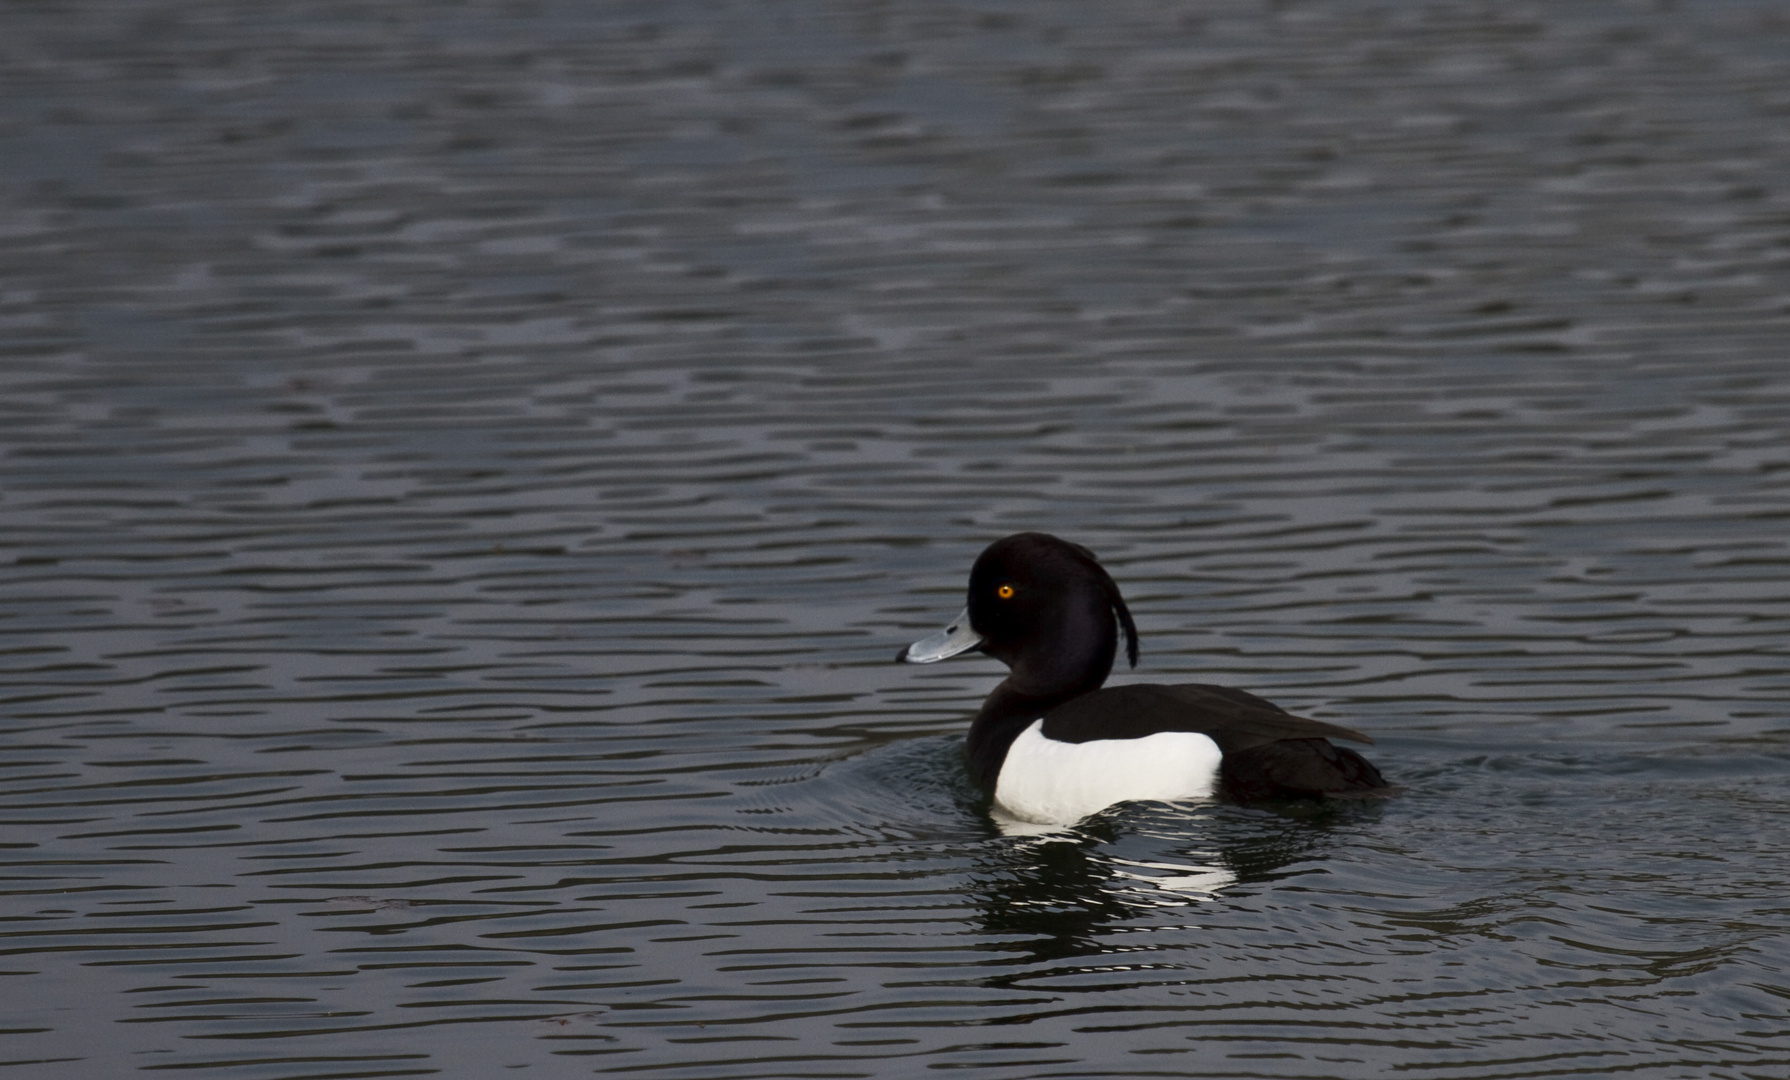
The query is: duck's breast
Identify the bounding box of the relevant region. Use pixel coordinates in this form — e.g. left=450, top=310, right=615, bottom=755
left=993, top=719, right=1223, bottom=824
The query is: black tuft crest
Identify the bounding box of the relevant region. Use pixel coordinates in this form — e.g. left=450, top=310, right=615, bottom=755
left=1057, top=537, right=1138, bottom=669
left=1116, top=590, right=1139, bottom=668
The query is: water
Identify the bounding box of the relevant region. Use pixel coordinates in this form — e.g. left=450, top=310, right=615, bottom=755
left=4, top=1, right=1790, bottom=1077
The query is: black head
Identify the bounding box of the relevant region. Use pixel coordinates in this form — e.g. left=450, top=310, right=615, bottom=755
left=964, top=532, right=1138, bottom=698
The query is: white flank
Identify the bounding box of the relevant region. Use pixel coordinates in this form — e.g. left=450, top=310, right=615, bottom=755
left=993, top=720, right=1223, bottom=825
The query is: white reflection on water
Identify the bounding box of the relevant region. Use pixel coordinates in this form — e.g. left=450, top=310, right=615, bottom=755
left=1110, top=855, right=1238, bottom=903
left=992, top=806, right=1240, bottom=902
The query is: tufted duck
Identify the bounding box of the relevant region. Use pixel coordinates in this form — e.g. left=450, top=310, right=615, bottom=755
left=898, top=532, right=1391, bottom=823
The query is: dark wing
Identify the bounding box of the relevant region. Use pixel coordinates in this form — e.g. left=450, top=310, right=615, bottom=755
left=1218, top=738, right=1389, bottom=801
left=1039, top=683, right=1390, bottom=800
left=1038, top=683, right=1372, bottom=755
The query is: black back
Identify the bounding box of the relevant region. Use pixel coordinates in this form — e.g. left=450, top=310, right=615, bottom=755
left=1039, top=683, right=1371, bottom=753
left=1040, top=683, right=1388, bottom=800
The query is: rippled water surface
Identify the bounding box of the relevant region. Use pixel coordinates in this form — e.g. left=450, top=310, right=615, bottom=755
left=5, top=2, right=1790, bottom=1077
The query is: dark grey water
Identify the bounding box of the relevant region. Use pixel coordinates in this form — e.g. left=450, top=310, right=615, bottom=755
left=4, top=1, right=1790, bottom=1077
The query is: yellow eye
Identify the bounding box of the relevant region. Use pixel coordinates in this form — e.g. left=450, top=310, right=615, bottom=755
left=996, top=583, right=1015, bottom=599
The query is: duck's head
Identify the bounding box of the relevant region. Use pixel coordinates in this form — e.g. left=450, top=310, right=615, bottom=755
left=898, top=532, right=1138, bottom=698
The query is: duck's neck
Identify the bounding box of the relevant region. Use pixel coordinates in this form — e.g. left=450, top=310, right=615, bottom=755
left=964, top=674, right=1106, bottom=790
left=964, top=586, right=1122, bottom=792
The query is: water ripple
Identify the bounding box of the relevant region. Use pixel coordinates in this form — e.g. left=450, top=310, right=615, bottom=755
left=4, top=0, right=1790, bottom=1077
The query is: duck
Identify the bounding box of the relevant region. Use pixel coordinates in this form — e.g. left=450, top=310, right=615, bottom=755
left=897, top=532, right=1391, bottom=824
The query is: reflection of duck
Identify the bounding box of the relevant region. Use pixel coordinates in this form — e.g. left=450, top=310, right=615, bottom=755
left=974, top=823, right=1146, bottom=971
left=971, top=801, right=1385, bottom=977
left=899, top=533, right=1392, bottom=824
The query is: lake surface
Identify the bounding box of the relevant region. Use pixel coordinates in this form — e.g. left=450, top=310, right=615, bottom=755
left=4, top=2, right=1789, bottom=1077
